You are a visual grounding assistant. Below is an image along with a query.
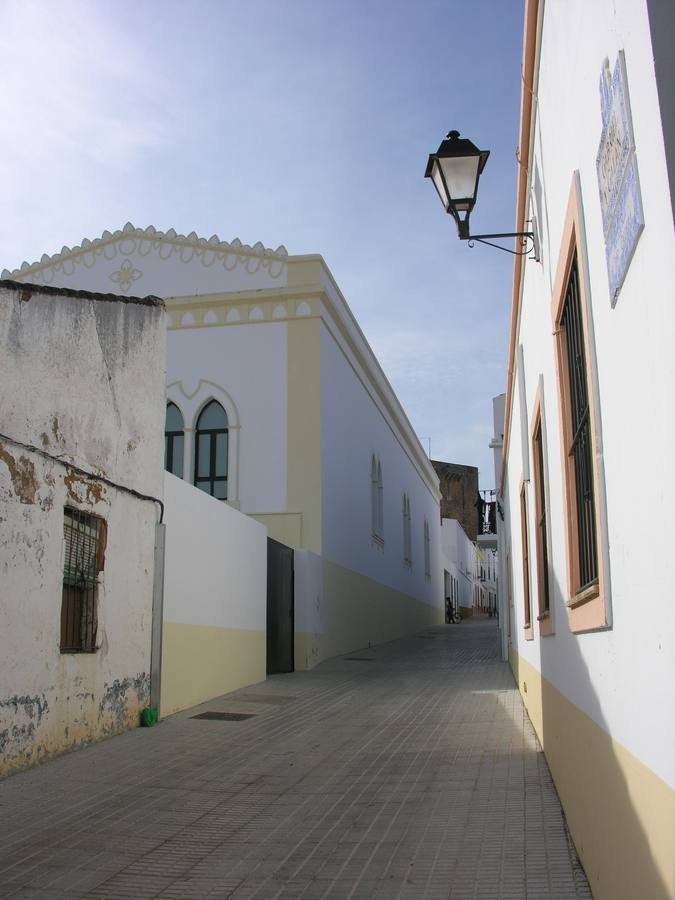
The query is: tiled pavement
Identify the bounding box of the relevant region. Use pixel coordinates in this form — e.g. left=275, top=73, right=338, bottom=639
left=0, top=618, right=592, bottom=900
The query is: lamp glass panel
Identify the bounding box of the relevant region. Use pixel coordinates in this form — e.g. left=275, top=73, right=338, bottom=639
left=430, top=160, right=450, bottom=208
left=439, top=155, right=479, bottom=202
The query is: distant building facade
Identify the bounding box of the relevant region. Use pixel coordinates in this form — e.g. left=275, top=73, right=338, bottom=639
left=431, top=460, right=479, bottom=541
left=0, top=281, right=165, bottom=775
left=439, top=518, right=475, bottom=619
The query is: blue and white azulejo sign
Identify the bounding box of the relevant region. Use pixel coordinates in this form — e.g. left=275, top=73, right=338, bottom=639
left=596, top=51, right=644, bottom=306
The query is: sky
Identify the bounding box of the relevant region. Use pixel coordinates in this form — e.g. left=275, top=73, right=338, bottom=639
left=0, top=0, right=523, bottom=488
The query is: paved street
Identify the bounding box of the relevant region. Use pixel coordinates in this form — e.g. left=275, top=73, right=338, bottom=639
left=0, top=619, right=591, bottom=900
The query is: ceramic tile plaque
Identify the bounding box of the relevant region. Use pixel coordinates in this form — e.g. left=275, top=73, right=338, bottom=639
left=596, top=51, right=644, bottom=306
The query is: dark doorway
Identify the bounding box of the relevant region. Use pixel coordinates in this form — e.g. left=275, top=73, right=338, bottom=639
left=266, top=537, right=294, bottom=674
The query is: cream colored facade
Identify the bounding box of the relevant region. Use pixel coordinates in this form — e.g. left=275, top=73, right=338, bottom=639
left=499, top=3, right=675, bottom=899
left=6, top=228, right=444, bottom=684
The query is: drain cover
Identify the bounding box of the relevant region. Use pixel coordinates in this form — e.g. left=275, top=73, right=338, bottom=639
left=191, top=712, right=255, bottom=721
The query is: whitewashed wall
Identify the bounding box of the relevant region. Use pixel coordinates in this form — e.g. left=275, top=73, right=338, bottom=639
left=166, top=321, right=288, bottom=513
left=0, top=282, right=165, bottom=774
left=161, top=473, right=267, bottom=716
left=319, top=321, right=443, bottom=610
left=504, top=0, right=675, bottom=792
left=440, top=519, right=475, bottom=610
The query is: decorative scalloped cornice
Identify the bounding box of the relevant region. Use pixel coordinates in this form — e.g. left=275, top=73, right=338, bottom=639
left=1, top=223, right=289, bottom=283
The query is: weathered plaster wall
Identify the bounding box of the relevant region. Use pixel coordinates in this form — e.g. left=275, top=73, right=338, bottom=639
left=0, top=281, right=165, bottom=775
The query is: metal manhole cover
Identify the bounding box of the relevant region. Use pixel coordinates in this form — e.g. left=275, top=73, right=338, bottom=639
left=191, top=712, right=256, bottom=721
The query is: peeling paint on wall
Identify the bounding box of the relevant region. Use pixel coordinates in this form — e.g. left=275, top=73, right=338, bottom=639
left=98, top=673, right=150, bottom=734
left=64, top=469, right=109, bottom=507
left=0, top=674, right=152, bottom=777
left=0, top=693, right=49, bottom=724
left=0, top=443, right=38, bottom=504
left=0, top=693, right=49, bottom=772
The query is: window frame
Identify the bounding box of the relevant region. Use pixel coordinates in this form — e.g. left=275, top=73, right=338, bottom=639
left=551, top=176, right=609, bottom=633
left=519, top=482, right=533, bottom=641
left=530, top=384, right=554, bottom=636
left=194, top=400, right=228, bottom=500
left=61, top=507, right=106, bottom=654
left=370, top=454, right=384, bottom=545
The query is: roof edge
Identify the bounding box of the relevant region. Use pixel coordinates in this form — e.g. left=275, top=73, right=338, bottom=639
left=0, top=278, right=164, bottom=308
left=2, top=223, right=289, bottom=281
left=500, top=0, right=540, bottom=497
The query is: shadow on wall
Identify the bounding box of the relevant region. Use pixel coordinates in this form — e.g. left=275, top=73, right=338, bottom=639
left=509, top=571, right=673, bottom=900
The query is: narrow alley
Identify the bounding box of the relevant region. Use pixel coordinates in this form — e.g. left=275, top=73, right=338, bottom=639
left=0, top=620, right=591, bottom=900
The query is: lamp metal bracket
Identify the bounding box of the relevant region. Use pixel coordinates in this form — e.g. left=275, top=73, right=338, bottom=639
left=464, top=231, right=535, bottom=257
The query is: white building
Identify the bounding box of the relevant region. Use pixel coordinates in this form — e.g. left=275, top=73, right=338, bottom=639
left=498, top=2, right=674, bottom=898
left=440, top=518, right=475, bottom=618
left=4, top=227, right=445, bottom=685
left=0, top=280, right=165, bottom=775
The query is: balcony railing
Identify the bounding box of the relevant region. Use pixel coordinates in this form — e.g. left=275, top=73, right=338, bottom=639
left=479, top=489, right=497, bottom=535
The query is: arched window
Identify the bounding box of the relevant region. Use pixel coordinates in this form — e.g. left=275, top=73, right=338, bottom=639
left=424, top=518, right=431, bottom=579
left=164, top=402, right=184, bottom=478
left=402, top=493, right=412, bottom=566
left=371, top=455, right=385, bottom=541
left=194, top=400, right=228, bottom=499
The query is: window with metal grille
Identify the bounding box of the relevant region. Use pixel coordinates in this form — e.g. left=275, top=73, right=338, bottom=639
left=194, top=400, right=228, bottom=499
left=165, top=402, right=184, bottom=478
left=532, top=415, right=551, bottom=617
left=402, top=493, right=412, bottom=566
left=561, top=255, right=598, bottom=591
left=519, top=485, right=532, bottom=631
left=423, top=518, right=431, bottom=578
left=370, top=455, right=384, bottom=542
left=61, top=508, right=105, bottom=653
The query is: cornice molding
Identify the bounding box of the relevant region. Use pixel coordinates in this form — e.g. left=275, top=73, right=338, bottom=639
left=2, top=223, right=288, bottom=284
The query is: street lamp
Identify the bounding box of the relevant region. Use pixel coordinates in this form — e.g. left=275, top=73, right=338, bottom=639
left=425, top=130, right=534, bottom=255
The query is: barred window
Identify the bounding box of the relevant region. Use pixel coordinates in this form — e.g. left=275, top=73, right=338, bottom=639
left=61, top=508, right=105, bottom=653
left=560, top=254, right=598, bottom=591
left=532, top=414, right=551, bottom=617
left=402, top=493, right=412, bottom=566
left=519, top=485, right=532, bottom=633
left=371, top=455, right=384, bottom=541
